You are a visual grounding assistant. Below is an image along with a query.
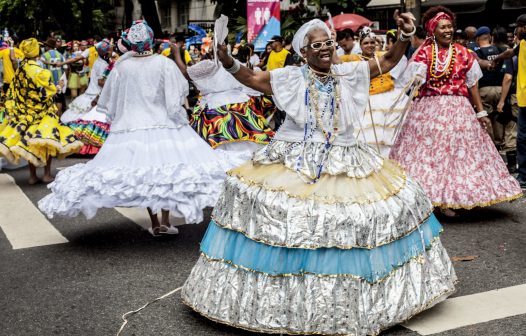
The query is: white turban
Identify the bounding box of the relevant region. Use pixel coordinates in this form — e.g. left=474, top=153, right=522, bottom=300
left=292, top=19, right=331, bottom=55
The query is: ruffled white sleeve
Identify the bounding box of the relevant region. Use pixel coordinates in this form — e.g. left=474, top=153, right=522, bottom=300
left=466, top=60, right=483, bottom=88
left=396, top=61, right=428, bottom=89
left=164, top=61, right=189, bottom=124
left=333, top=61, right=370, bottom=127
left=389, top=56, right=408, bottom=80
left=96, top=67, right=118, bottom=122
left=270, top=66, right=306, bottom=124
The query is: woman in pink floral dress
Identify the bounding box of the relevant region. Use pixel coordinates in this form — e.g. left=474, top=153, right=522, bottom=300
left=390, top=6, right=522, bottom=216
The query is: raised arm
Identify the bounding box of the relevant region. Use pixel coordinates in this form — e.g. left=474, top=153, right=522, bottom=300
left=217, top=44, right=272, bottom=95
left=59, top=55, right=85, bottom=66
left=369, top=11, right=414, bottom=78
left=9, top=47, right=19, bottom=70
left=172, top=44, right=190, bottom=81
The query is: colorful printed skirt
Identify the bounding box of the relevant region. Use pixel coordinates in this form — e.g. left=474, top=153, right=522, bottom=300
left=190, top=99, right=274, bottom=148
left=182, top=140, right=457, bottom=335
left=0, top=111, right=83, bottom=167
left=390, top=95, right=522, bottom=209
left=65, top=105, right=110, bottom=155
left=67, top=120, right=110, bottom=147
left=248, top=95, right=277, bottom=121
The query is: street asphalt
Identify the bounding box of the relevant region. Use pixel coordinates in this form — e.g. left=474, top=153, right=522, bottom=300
left=0, top=157, right=525, bottom=336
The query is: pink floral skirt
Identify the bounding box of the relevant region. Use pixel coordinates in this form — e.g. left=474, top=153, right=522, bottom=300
left=389, top=95, right=522, bottom=209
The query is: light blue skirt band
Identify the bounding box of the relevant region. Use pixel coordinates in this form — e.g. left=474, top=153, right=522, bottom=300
left=200, top=215, right=443, bottom=283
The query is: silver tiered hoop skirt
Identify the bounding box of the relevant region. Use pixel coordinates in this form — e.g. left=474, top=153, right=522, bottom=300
left=182, top=140, right=457, bottom=336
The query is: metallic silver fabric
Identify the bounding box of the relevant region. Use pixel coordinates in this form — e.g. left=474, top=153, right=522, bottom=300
left=182, top=240, right=457, bottom=336
left=212, top=173, right=432, bottom=249
left=253, top=141, right=385, bottom=179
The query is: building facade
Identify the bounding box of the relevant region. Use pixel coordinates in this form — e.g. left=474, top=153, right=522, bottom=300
left=157, top=0, right=217, bottom=33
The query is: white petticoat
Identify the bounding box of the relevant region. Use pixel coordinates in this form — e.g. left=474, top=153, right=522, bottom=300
left=81, top=106, right=108, bottom=122
left=38, top=126, right=235, bottom=224
left=215, top=141, right=263, bottom=166
left=355, top=89, right=410, bottom=157
left=61, top=93, right=98, bottom=123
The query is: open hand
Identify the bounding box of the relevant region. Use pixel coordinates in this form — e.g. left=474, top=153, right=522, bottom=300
left=330, top=28, right=337, bottom=42
left=479, top=116, right=492, bottom=132
left=394, top=10, right=416, bottom=35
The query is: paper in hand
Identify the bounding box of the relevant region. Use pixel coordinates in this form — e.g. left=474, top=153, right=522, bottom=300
left=214, top=14, right=229, bottom=67
left=327, top=12, right=335, bottom=31
left=59, top=72, right=68, bottom=94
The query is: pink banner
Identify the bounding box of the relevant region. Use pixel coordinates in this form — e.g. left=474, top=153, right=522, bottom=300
left=247, top=0, right=281, bottom=52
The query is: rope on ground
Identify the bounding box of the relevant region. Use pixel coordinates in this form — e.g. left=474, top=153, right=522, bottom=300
left=116, top=286, right=183, bottom=336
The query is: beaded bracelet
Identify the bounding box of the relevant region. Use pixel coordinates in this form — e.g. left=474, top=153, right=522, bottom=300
left=399, top=25, right=416, bottom=42
left=476, top=110, right=488, bottom=119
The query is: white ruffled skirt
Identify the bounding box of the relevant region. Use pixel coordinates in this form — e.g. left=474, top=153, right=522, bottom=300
left=38, top=126, right=234, bottom=224
left=61, top=93, right=99, bottom=123
left=215, top=141, right=263, bottom=166
left=355, top=89, right=409, bottom=158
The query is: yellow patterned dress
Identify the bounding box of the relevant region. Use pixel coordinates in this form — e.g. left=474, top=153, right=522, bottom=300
left=0, top=60, right=83, bottom=166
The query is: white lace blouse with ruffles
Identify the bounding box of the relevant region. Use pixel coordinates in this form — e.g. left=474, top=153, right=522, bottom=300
left=269, top=61, right=370, bottom=146
left=188, top=60, right=250, bottom=109
left=97, top=54, right=189, bottom=133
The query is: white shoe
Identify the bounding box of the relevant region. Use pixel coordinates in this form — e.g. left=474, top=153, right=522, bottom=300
left=159, top=225, right=179, bottom=235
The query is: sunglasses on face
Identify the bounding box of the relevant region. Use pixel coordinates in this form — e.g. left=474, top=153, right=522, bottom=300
left=306, top=39, right=336, bottom=50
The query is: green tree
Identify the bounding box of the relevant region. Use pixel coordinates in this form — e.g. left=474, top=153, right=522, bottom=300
left=212, top=0, right=247, bottom=21
left=0, top=0, right=115, bottom=39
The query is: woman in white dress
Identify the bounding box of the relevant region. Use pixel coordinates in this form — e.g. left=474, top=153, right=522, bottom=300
left=60, top=40, right=112, bottom=154
left=173, top=44, right=274, bottom=163
left=39, top=21, right=230, bottom=236
left=182, top=14, right=457, bottom=335
left=341, top=27, right=423, bottom=157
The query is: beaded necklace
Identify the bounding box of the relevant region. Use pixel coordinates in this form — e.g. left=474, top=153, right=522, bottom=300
left=133, top=49, right=154, bottom=57
left=429, top=41, right=456, bottom=87
left=293, top=66, right=341, bottom=184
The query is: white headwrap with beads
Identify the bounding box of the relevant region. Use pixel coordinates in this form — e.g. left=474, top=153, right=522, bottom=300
left=292, top=19, right=332, bottom=55
left=358, top=26, right=376, bottom=42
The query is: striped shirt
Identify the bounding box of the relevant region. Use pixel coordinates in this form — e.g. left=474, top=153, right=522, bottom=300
left=41, top=50, right=66, bottom=85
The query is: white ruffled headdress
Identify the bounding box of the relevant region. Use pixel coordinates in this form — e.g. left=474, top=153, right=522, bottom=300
left=292, top=19, right=331, bottom=55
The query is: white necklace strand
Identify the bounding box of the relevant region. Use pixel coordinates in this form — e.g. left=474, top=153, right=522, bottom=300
left=433, top=40, right=453, bottom=73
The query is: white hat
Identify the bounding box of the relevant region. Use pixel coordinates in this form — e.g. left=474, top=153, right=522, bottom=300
left=292, top=19, right=331, bottom=55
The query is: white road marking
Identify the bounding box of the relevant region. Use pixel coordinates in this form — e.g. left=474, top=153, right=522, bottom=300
left=404, top=284, right=526, bottom=335
left=114, top=207, right=186, bottom=231
left=0, top=174, right=68, bottom=249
